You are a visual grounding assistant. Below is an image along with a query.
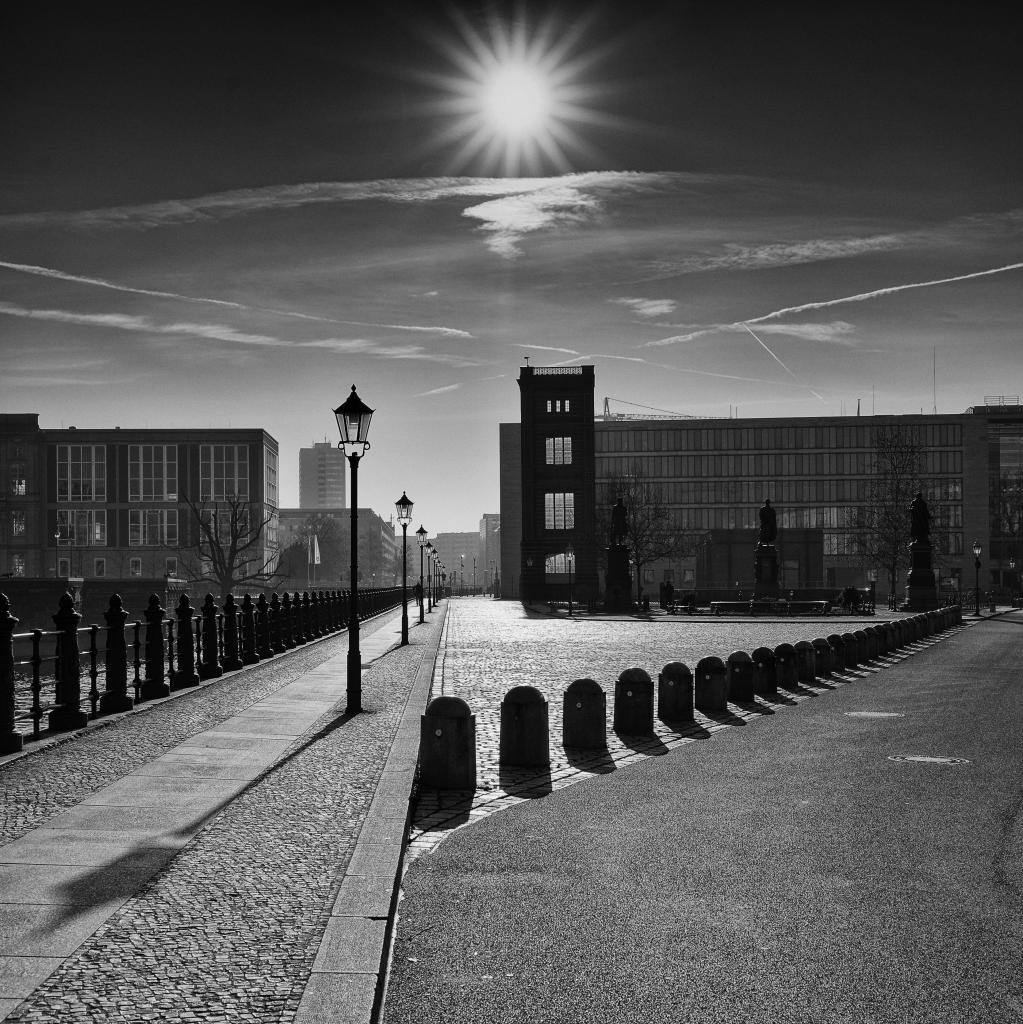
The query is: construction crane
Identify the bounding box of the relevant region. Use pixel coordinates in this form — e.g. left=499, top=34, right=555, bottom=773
left=598, top=397, right=705, bottom=420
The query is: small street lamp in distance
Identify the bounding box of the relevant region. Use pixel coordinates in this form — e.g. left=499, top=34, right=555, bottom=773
left=395, top=491, right=414, bottom=645
left=972, top=539, right=982, bottom=617
left=565, top=543, right=574, bottom=617
left=425, top=542, right=434, bottom=611
left=334, top=384, right=374, bottom=715
left=416, top=525, right=427, bottom=623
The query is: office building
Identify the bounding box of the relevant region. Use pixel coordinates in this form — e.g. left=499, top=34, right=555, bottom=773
left=299, top=441, right=346, bottom=509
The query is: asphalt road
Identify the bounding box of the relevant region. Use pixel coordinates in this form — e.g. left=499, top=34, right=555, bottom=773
left=384, top=614, right=1023, bottom=1024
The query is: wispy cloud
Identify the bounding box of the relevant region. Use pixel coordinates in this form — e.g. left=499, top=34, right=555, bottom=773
left=610, top=297, right=677, bottom=318
left=0, top=301, right=482, bottom=366
left=740, top=323, right=825, bottom=401
left=414, top=373, right=507, bottom=398
left=0, top=260, right=473, bottom=338
left=646, top=262, right=1023, bottom=347
left=515, top=343, right=581, bottom=355
left=752, top=321, right=857, bottom=344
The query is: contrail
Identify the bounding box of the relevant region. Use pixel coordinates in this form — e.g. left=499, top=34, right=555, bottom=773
left=746, top=262, right=1023, bottom=323
left=740, top=323, right=826, bottom=401
left=647, top=261, right=1023, bottom=347
left=0, top=259, right=473, bottom=338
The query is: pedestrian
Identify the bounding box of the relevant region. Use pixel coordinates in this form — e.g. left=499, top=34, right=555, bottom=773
left=413, top=581, right=423, bottom=609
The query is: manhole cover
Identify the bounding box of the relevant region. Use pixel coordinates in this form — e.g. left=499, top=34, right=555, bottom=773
left=887, top=755, right=971, bottom=764
left=845, top=712, right=905, bottom=718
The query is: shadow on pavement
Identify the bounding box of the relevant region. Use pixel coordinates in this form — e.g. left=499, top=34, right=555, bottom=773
left=730, top=698, right=776, bottom=715
left=563, top=746, right=616, bottom=773
left=699, top=709, right=748, bottom=727
left=498, top=766, right=553, bottom=798
left=613, top=732, right=671, bottom=756
left=659, top=719, right=711, bottom=739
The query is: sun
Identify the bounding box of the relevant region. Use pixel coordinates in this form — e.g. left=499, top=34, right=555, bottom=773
left=410, top=8, right=612, bottom=176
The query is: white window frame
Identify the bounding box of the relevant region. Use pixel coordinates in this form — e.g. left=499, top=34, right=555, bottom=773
left=57, top=445, right=106, bottom=502
left=93, top=558, right=106, bottom=578
left=544, top=492, right=575, bottom=530
left=200, top=444, right=249, bottom=501
left=129, top=444, right=178, bottom=501
left=129, top=509, right=179, bottom=546
left=129, top=557, right=143, bottom=577
left=57, top=509, right=107, bottom=546
left=545, top=437, right=573, bottom=465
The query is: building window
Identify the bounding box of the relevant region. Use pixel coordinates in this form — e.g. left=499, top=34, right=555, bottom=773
left=94, top=558, right=106, bottom=578
left=11, top=554, right=25, bottom=577
left=129, top=445, right=178, bottom=501
left=545, top=437, right=573, bottom=465
left=58, top=557, right=70, bottom=577
left=57, top=509, right=107, bottom=546
left=545, top=399, right=572, bottom=413
left=165, top=556, right=178, bottom=576
left=544, top=492, right=575, bottom=530
left=265, top=447, right=278, bottom=507
left=10, top=511, right=25, bottom=537
left=201, top=444, right=249, bottom=501
left=9, top=463, right=26, bottom=496
left=130, top=509, right=179, bottom=546
left=57, top=445, right=106, bottom=501
left=129, top=558, right=142, bottom=577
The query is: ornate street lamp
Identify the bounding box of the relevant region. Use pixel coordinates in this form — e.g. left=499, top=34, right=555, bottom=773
left=395, top=491, right=414, bottom=645
left=416, top=525, right=427, bottom=623
left=425, top=542, right=434, bottom=611
left=1011, top=555, right=1017, bottom=605
left=334, top=385, right=374, bottom=714
left=972, top=539, right=982, bottom=617
left=566, top=544, right=575, bottom=617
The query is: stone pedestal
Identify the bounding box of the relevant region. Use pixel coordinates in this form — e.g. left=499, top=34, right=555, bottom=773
left=604, top=545, right=632, bottom=612
left=754, top=543, right=779, bottom=598
left=905, top=539, right=939, bottom=610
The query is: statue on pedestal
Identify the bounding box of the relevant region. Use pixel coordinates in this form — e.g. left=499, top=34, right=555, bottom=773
left=910, top=492, right=931, bottom=543
left=754, top=498, right=779, bottom=597
left=610, top=497, right=629, bottom=548
left=759, top=498, right=777, bottom=544
left=605, top=496, right=632, bottom=611
left=906, top=491, right=937, bottom=610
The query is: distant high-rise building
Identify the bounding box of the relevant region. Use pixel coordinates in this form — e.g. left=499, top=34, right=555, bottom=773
left=299, top=441, right=345, bottom=509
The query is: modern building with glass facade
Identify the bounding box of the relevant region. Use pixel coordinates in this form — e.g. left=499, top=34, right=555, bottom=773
left=299, top=441, right=346, bottom=509
left=499, top=366, right=1023, bottom=604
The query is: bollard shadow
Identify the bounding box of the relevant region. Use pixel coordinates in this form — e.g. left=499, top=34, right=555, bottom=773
left=563, top=745, right=616, bottom=773
left=756, top=690, right=796, bottom=706
left=412, top=789, right=474, bottom=832
left=729, top=698, right=775, bottom=716
left=498, top=765, right=553, bottom=798
left=613, top=731, right=671, bottom=756
left=696, top=708, right=747, bottom=727
left=659, top=717, right=711, bottom=740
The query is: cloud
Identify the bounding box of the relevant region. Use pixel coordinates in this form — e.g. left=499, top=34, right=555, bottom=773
left=610, top=297, right=677, bottom=318
left=416, top=383, right=463, bottom=397
left=0, top=260, right=473, bottom=338
left=0, top=301, right=482, bottom=365
left=516, top=343, right=581, bottom=355
left=0, top=171, right=677, bottom=234
left=753, top=321, right=857, bottom=344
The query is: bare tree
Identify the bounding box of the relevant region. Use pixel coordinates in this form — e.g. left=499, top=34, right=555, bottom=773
left=178, top=493, right=281, bottom=596
left=850, top=427, right=948, bottom=595
left=595, top=467, right=689, bottom=600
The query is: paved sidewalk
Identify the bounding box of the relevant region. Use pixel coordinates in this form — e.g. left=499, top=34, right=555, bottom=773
left=0, top=602, right=445, bottom=1023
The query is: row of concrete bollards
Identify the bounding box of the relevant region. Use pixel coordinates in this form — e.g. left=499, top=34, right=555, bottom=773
left=419, top=606, right=962, bottom=790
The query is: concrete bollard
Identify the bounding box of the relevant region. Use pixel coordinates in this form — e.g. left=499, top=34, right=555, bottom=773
left=173, top=595, right=200, bottom=689
left=811, top=637, right=833, bottom=677
left=198, top=594, right=224, bottom=680
left=500, top=685, right=550, bottom=766
left=853, top=629, right=870, bottom=663
left=613, top=668, right=655, bottom=735
left=726, top=651, right=755, bottom=702
left=794, top=640, right=816, bottom=684
left=100, top=594, right=133, bottom=715
left=869, top=624, right=885, bottom=657
left=751, top=646, right=777, bottom=694
left=695, top=656, right=728, bottom=712
left=563, top=679, right=607, bottom=748
left=840, top=631, right=859, bottom=667
left=420, top=696, right=476, bottom=790
left=657, top=662, right=694, bottom=722
left=50, top=592, right=88, bottom=731
left=826, top=633, right=846, bottom=671
left=773, top=643, right=797, bottom=688
left=0, top=594, right=24, bottom=753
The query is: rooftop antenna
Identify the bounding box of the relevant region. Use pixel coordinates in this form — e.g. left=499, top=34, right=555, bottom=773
left=524, top=355, right=530, bottom=367
left=933, top=347, right=937, bottom=414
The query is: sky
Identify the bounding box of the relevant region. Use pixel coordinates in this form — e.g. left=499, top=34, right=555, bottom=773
left=2, top=2, right=1021, bottom=532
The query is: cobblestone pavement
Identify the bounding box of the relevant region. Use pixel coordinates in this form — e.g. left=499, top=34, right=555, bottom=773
left=408, top=600, right=950, bottom=860
left=2, top=612, right=440, bottom=1024
left=0, top=627, right=387, bottom=847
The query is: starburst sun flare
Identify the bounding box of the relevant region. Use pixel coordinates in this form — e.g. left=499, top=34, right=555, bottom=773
left=416, top=8, right=613, bottom=176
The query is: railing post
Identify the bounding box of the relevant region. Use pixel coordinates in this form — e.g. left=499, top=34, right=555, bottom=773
left=292, top=591, right=306, bottom=644
left=30, top=629, right=42, bottom=739
left=241, top=594, right=260, bottom=665
left=86, top=623, right=100, bottom=718
left=131, top=619, right=142, bottom=703
left=302, top=591, right=313, bottom=640
left=199, top=595, right=224, bottom=680
left=49, top=592, right=88, bottom=732
left=99, top=594, right=133, bottom=715
left=256, top=594, right=273, bottom=660
left=280, top=592, right=295, bottom=649
left=173, top=595, right=200, bottom=688
left=221, top=594, right=242, bottom=671
left=309, top=591, right=322, bottom=638
left=0, top=593, right=24, bottom=753
left=270, top=593, right=286, bottom=653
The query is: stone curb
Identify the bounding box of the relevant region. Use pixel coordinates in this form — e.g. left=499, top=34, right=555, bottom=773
left=293, top=602, right=448, bottom=1024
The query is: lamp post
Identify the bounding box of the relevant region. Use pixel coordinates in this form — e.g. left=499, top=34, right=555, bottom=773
left=334, top=384, right=374, bottom=714
left=395, top=492, right=413, bottom=645
left=473, top=556, right=477, bottom=596
left=54, top=530, right=60, bottom=579
left=416, top=525, right=427, bottom=622
left=425, top=543, right=434, bottom=611
left=566, top=543, right=574, bottom=617
left=1011, top=555, right=1017, bottom=605
left=972, top=539, right=982, bottom=617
